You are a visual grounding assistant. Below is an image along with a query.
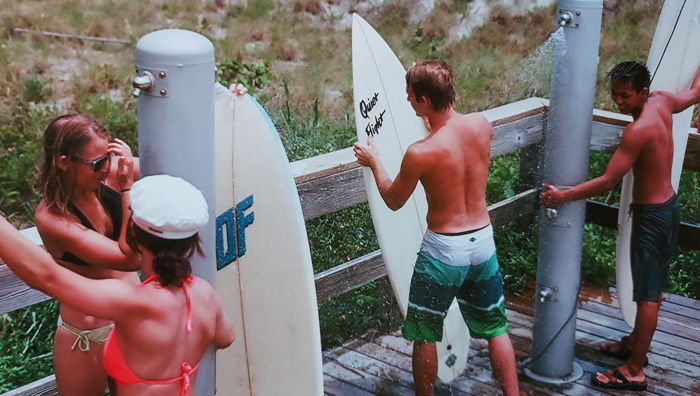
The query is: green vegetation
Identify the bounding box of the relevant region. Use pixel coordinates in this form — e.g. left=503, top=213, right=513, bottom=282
left=216, top=58, right=273, bottom=94
left=273, top=81, right=356, bottom=162
left=23, top=75, right=52, bottom=103
left=307, top=204, right=381, bottom=346
left=0, top=301, right=57, bottom=392
left=2, top=0, right=700, bottom=390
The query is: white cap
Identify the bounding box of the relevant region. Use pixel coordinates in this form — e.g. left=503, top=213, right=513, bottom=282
left=130, top=175, right=209, bottom=239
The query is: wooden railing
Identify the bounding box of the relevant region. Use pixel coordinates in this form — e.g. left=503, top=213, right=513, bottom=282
left=2, top=97, right=699, bottom=395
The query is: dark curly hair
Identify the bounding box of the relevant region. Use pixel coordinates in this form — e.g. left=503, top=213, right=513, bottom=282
left=608, top=61, right=651, bottom=93
left=127, top=223, right=205, bottom=287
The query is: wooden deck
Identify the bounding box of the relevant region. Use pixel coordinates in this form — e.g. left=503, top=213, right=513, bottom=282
left=322, top=287, right=700, bottom=395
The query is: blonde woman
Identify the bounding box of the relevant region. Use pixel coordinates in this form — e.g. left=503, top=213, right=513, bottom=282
left=34, top=114, right=141, bottom=394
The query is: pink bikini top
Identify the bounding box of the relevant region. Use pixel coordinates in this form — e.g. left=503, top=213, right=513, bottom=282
left=103, top=275, right=197, bottom=396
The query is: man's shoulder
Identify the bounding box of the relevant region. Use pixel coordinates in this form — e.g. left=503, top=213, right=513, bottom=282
left=459, top=112, right=490, bottom=134
left=406, top=139, right=431, bottom=157
left=406, top=136, right=445, bottom=162
left=649, top=90, right=673, bottom=100
left=647, top=91, right=676, bottom=111
left=455, top=111, right=488, bottom=124
left=623, top=113, right=666, bottom=144
left=623, top=119, right=651, bottom=137
left=450, top=112, right=491, bottom=142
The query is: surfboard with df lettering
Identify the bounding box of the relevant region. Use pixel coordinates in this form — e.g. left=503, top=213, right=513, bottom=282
left=213, top=85, right=323, bottom=395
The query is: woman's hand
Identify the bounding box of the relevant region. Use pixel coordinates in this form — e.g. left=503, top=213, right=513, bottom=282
left=108, top=138, right=135, bottom=191
left=229, top=83, right=248, bottom=96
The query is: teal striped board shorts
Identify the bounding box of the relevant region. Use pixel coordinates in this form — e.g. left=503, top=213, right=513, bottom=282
left=403, top=225, right=508, bottom=342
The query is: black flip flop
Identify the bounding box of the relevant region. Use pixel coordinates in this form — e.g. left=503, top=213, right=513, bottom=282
left=592, top=369, right=648, bottom=391
left=599, top=343, right=649, bottom=367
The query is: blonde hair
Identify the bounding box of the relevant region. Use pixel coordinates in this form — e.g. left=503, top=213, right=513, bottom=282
left=37, top=114, right=109, bottom=213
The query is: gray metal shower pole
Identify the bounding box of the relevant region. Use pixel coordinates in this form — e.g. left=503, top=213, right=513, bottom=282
left=134, top=29, right=216, bottom=396
left=525, top=0, right=603, bottom=384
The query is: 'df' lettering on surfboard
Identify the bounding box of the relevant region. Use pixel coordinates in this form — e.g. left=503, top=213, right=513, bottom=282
left=216, top=195, right=254, bottom=270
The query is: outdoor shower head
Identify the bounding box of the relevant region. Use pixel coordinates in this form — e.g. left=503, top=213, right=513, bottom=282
left=558, top=11, right=572, bottom=26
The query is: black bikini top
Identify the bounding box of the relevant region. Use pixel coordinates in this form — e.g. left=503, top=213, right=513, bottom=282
left=58, top=185, right=122, bottom=266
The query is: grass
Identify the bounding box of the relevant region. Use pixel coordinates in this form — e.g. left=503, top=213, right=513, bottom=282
left=306, top=203, right=380, bottom=347
left=0, top=300, right=57, bottom=393
left=4, top=0, right=700, bottom=389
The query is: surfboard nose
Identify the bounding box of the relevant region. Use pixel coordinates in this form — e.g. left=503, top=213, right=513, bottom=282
left=352, top=13, right=371, bottom=33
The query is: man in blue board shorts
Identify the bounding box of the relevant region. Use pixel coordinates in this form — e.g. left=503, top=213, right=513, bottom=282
left=541, top=61, right=700, bottom=391
left=354, top=60, right=523, bottom=396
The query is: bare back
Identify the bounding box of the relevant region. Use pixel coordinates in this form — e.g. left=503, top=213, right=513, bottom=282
left=629, top=93, right=676, bottom=204
left=112, top=278, right=225, bottom=396
left=412, top=112, right=492, bottom=232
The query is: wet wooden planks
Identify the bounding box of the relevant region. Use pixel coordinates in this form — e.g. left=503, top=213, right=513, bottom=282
left=323, top=288, right=700, bottom=395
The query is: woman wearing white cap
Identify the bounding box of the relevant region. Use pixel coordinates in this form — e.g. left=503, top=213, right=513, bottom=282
left=34, top=114, right=142, bottom=395
left=0, top=174, right=235, bottom=396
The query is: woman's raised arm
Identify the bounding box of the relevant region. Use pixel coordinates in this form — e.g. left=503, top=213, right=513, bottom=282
left=1, top=216, right=143, bottom=319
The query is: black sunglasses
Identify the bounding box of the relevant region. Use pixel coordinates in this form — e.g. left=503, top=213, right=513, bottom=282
left=72, top=154, right=111, bottom=172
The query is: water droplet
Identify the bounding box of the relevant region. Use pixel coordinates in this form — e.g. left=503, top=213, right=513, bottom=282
left=498, top=27, right=568, bottom=102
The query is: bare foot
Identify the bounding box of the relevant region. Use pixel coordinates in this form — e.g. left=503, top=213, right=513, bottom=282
left=599, top=335, right=632, bottom=358
left=592, top=365, right=646, bottom=391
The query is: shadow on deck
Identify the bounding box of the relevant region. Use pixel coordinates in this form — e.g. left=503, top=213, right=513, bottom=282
left=323, top=286, right=700, bottom=395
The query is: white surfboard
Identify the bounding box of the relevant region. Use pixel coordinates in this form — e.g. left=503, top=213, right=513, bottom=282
left=616, top=1, right=700, bottom=327
left=213, top=84, right=323, bottom=395
left=352, top=14, right=469, bottom=383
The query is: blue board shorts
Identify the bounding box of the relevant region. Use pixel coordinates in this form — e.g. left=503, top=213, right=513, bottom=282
left=630, top=193, right=680, bottom=302
left=403, top=225, right=508, bottom=342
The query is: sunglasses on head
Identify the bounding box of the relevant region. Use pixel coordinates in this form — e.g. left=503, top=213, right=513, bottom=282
left=72, top=154, right=111, bottom=172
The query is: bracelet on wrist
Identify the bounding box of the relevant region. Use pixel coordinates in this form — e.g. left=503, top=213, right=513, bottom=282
left=121, top=188, right=131, bottom=193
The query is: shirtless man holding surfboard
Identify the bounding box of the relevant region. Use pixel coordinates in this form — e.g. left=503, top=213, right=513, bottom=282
left=354, top=60, right=522, bottom=396
left=541, top=61, right=700, bottom=391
